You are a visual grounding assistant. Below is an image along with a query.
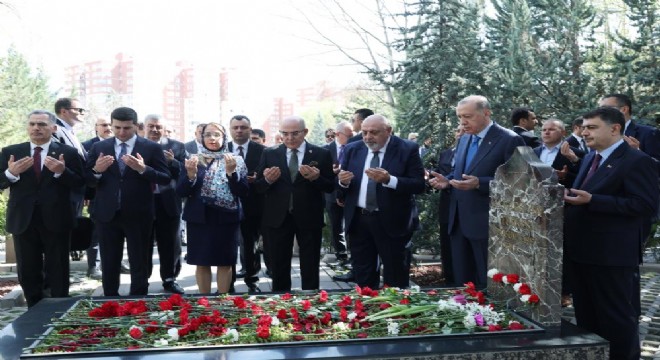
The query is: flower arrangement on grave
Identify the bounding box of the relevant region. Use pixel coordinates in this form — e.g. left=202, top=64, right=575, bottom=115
left=26, top=276, right=540, bottom=354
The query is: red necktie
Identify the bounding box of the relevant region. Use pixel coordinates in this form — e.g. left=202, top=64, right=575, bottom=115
left=33, top=146, right=42, bottom=181
left=581, top=153, right=602, bottom=188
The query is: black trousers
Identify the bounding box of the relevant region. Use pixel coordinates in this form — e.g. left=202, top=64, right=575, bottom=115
left=571, top=261, right=640, bottom=360
left=149, top=194, right=182, bottom=284
left=266, top=213, right=321, bottom=291
left=347, top=211, right=411, bottom=289
left=14, top=209, right=70, bottom=307
left=98, top=211, right=153, bottom=296
left=438, top=221, right=455, bottom=286
left=239, top=215, right=261, bottom=285
left=325, top=200, right=348, bottom=260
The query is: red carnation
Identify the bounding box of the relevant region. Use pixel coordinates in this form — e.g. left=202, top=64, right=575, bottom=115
left=517, top=283, right=532, bottom=295
left=237, top=317, right=251, bottom=325
left=129, top=327, right=143, bottom=339
left=508, top=321, right=525, bottom=330
left=492, top=274, right=504, bottom=283
left=505, top=274, right=519, bottom=284
left=528, top=294, right=540, bottom=304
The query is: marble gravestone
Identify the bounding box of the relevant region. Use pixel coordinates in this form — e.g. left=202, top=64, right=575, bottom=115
left=488, top=146, right=564, bottom=326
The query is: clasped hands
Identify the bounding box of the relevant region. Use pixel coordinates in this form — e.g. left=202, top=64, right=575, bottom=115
left=263, top=164, right=320, bottom=183
left=7, top=154, right=67, bottom=176
left=93, top=152, right=146, bottom=174
left=338, top=167, right=391, bottom=186
left=428, top=172, right=479, bottom=190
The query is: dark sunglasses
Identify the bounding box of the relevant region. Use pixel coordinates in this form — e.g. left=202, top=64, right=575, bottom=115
left=67, top=107, right=86, bottom=115
left=325, top=134, right=335, bottom=139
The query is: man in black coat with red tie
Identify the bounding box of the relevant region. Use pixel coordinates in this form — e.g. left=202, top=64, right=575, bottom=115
left=564, top=107, right=659, bottom=360
left=0, top=110, right=84, bottom=307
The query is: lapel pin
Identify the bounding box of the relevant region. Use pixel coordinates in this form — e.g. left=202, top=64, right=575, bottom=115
left=606, top=165, right=612, bottom=168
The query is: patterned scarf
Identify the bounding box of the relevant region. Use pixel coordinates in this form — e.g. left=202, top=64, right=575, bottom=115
left=198, top=147, right=247, bottom=210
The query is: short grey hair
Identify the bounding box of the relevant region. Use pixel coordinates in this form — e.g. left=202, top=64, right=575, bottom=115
left=458, top=95, right=490, bottom=111
left=144, top=114, right=165, bottom=123
left=335, top=120, right=352, bottom=133
left=28, top=110, right=57, bottom=124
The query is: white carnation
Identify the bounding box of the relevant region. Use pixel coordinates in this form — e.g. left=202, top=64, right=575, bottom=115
left=227, top=328, right=239, bottom=342
left=154, top=338, right=168, bottom=346
left=167, top=328, right=179, bottom=341
left=513, top=283, right=522, bottom=292
left=487, top=269, right=499, bottom=278
left=520, top=295, right=531, bottom=303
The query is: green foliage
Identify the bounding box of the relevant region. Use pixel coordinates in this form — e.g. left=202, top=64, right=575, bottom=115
left=0, top=191, right=7, bottom=235
left=0, top=46, right=55, bottom=148
left=606, top=0, right=659, bottom=121
left=484, top=0, right=602, bottom=121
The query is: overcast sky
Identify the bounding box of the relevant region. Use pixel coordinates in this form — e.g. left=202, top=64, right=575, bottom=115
left=0, top=0, right=381, bottom=94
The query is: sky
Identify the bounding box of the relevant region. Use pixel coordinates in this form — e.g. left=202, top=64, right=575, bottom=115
left=0, top=0, right=380, bottom=96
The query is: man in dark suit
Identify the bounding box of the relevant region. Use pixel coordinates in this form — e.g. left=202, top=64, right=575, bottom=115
left=435, top=125, right=465, bottom=287
left=347, top=108, right=374, bottom=144
left=53, top=98, right=88, bottom=263
left=227, top=115, right=266, bottom=293
left=255, top=116, right=334, bottom=291
left=86, top=107, right=171, bottom=296
left=533, top=119, right=584, bottom=188
left=184, top=123, right=206, bottom=155
left=0, top=110, right=84, bottom=307
left=80, top=116, right=114, bottom=279
left=564, top=117, right=589, bottom=153
left=564, top=107, right=658, bottom=360
left=325, top=121, right=353, bottom=271
left=429, top=95, right=525, bottom=288
left=144, top=114, right=186, bottom=294
left=338, top=115, right=426, bottom=289
left=510, top=107, right=541, bottom=148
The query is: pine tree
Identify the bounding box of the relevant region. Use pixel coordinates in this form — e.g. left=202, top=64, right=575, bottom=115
left=391, top=0, right=486, bottom=255
left=0, top=46, right=55, bottom=148
left=608, top=0, right=659, bottom=122
left=485, top=0, right=602, bottom=122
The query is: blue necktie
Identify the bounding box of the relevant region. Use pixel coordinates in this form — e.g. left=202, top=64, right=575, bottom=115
left=465, top=135, right=480, bottom=168
left=118, top=142, right=128, bottom=174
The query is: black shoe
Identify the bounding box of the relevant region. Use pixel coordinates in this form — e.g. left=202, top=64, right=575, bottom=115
left=247, top=283, right=261, bottom=294
left=120, top=260, right=131, bottom=274
left=236, top=269, right=247, bottom=278
left=332, top=272, right=355, bottom=282
left=86, top=267, right=102, bottom=280
left=163, top=281, right=185, bottom=294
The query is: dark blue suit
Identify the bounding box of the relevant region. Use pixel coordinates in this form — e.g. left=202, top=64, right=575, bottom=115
left=228, top=140, right=266, bottom=286
left=324, top=141, right=349, bottom=261
left=448, top=123, right=525, bottom=287
left=85, top=136, right=171, bottom=296
left=532, top=145, right=584, bottom=188
left=565, top=141, right=658, bottom=360
left=149, top=138, right=186, bottom=285
left=339, top=136, right=426, bottom=288
left=436, top=148, right=455, bottom=285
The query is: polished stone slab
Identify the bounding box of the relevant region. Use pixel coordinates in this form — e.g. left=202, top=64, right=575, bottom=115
left=489, top=147, right=564, bottom=326
left=0, top=297, right=608, bottom=360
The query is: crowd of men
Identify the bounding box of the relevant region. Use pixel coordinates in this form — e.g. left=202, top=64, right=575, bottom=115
left=0, top=93, right=658, bottom=360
